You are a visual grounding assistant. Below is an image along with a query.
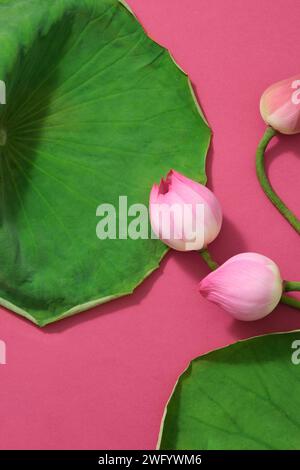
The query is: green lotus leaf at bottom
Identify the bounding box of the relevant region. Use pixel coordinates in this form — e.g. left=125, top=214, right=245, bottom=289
left=0, top=0, right=211, bottom=326
left=158, top=332, right=300, bottom=450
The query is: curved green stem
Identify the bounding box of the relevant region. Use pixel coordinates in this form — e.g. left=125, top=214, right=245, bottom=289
left=281, top=295, right=300, bottom=310
left=256, top=126, right=300, bottom=234
left=281, top=282, right=300, bottom=310
left=284, top=281, right=300, bottom=292
left=199, top=248, right=219, bottom=271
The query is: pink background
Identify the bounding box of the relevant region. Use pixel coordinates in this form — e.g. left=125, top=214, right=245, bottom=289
left=1, top=0, right=300, bottom=450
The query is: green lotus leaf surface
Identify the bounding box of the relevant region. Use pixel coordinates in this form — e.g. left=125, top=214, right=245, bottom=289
left=0, top=0, right=210, bottom=325
left=159, top=332, right=300, bottom=450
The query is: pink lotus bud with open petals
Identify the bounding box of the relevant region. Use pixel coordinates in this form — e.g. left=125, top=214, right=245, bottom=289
left=149, top=170, right=222, bottom=251
left=260, top=75, right=300, bottom=134
left=199, top=253, right=283, bottom=321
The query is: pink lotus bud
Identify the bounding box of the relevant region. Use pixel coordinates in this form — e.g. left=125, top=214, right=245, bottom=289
left=198, top=253, right=283, bottom=321
left=149, top=170, right=222, bottom=251
left=260, top=75, right=300, bottom=134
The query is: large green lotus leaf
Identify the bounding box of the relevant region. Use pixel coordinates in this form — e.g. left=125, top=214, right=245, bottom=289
left=0, top=0, right=210, bottom=326
left=159, top=332, right=300, bottom=450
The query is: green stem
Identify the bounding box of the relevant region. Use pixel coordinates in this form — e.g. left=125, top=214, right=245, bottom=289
left=284, top=281, right=300, bottom=292
left=281, top=282, right=300, bottom=310
left=199, top=248, right=219, bottom=271
left=281, top=295, right=300, bottom=310
left=256, top=126, right=300, bottom=234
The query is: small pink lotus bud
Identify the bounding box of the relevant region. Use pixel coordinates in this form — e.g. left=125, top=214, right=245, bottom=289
left=149, top=170, right=222, bottom=251
left=260, top=75, right=300, bottom=134
left=198, top=253, right=283, bottom=321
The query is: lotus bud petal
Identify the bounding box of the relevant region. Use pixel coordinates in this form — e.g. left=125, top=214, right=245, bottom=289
left=260, top=75, right=300, bottom=134
left=149, top=170, right=222, bottom=251
left=199, top=253, right=283, bottom=321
